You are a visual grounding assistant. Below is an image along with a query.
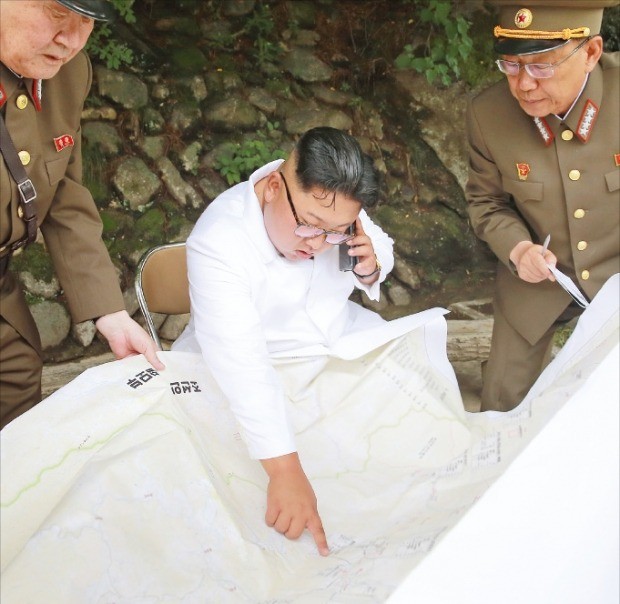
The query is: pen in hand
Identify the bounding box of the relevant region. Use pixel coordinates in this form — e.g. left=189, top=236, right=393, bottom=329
left=539, top=234, right=556, bottom=282
left=540, top=234, right=551, bottom=256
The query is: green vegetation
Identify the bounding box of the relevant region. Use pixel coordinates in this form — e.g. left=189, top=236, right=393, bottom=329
left=602, top=4, right=620, bottom=51
left=245, top=3, right=282, bottom=69
left=214, top=124, right=286, bottom=186
left=395, top=0, right=473, bottom=86
left=554, top=323, right=576, bottom=349
left=85, top=0, right=136, bottom=69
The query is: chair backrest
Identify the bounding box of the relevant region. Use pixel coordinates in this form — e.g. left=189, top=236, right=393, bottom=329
left=135, top=242, right=189, bottom=349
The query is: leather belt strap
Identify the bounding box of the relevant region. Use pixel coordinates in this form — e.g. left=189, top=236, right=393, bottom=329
left=0, top=113, right=38, bottom=248
left=0, top=251, right=11, bottom=279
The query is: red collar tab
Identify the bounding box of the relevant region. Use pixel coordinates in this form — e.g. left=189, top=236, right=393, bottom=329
left=31, top=79, right=42, bottom=111
left=576, top=99, right=598, bottom=143
left=0, top=82, right=6, bottom=109
left=532, top=116, right=554, bottom=147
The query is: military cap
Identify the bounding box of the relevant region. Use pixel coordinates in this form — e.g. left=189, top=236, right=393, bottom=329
left=55, top=0, right=115, bottom=21
left=490, top=1, right=619, bottom=55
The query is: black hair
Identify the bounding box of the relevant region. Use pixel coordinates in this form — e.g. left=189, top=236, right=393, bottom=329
left=294, top=127, right=380, bottom=209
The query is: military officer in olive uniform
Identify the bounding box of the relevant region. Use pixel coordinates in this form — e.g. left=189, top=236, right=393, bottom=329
left=0, top=0, right=164, bottom=428
left=466, top=1, right=620, bottom=411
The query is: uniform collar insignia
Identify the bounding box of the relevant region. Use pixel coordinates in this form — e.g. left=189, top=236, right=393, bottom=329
left=575, top=99, right=598, bottom=143
left=0, top=63, right=18, bottom=110
left=2, top=63, right=37, bottom=112
left=532, top=116, right=554, bottom=147
left=31, top=79, right=42, bottom=111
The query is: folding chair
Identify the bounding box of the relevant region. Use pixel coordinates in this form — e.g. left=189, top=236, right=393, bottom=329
left=135, top=242, right=189, bottom=350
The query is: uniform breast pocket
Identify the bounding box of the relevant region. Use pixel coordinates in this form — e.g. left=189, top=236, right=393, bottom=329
left=605, top=169, right=619, bottom=193
left=501, top=177, right=544, bottom=204
left=45, top=154, right=71, bottom=186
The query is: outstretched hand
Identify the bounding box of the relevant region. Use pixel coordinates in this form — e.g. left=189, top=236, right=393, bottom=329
left=95, top=310, right=165, bottom=371
left=261, top=453, right=329, bottom=556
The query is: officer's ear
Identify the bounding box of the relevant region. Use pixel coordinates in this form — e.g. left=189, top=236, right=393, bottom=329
left=584, top=36, right=603, bottom=73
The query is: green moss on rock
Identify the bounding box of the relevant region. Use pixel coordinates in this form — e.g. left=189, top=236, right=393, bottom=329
left=135, top=208, right=166, bottom=243
left=100, top=209, right=134, bottom=237
left=374, top=205, right=478, bottom=278
left=11, top=243, right=55, bottom=282
left=170, top=47, right=208, bottom=75
left=82, top=143, right=111, bottom=207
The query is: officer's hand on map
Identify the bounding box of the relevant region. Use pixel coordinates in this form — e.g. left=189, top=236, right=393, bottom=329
left=510, top=240, right=557, bottom=284
left=261, top=453, right=330, bottom=556
left=96, top=310, right=165, bottom=371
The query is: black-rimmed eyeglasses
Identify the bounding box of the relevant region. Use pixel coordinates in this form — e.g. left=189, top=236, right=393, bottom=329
left=496, top=37, right=590, bottom=79
left=279, top=172, right=354, bottom=245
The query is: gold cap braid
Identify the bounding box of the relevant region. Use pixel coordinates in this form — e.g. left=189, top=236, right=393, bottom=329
left=493, top=25, right=591, bottom=40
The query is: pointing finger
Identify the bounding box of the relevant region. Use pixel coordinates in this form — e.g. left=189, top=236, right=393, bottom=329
left=307, top=516, right=329, bottom=556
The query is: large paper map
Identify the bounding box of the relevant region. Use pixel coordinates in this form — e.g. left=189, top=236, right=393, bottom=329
left=1, top=276, right=618, bottom=603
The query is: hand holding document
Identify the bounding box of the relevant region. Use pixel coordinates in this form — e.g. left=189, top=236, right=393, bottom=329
left=547, top=264, right=590, bottom=308
left=540, top=235, right=589, bottom=309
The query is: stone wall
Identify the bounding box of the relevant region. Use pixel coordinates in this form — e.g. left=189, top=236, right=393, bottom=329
left=12, top=0, right=499, bottom=361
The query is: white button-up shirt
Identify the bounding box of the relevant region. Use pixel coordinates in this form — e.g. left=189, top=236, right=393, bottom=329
left=174, top=160, right=395, bottom=458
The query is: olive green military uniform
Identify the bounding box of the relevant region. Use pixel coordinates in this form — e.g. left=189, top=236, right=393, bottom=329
left=0, top=51, right=125, bottom=427
left=466, top=50, right=620, bottom=410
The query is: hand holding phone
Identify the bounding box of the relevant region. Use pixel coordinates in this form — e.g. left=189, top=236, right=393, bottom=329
left=339, top=225, right=358, bottom=272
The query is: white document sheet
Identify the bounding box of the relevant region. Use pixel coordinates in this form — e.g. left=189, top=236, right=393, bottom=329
left=1, top=276, right=618, bottom=603
left=547, top=264, right=590, bottom=308
left=388, top=273, right=619, bottom=604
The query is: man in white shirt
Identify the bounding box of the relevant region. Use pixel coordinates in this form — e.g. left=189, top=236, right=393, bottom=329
left=174, top=127, right=394, bottom=555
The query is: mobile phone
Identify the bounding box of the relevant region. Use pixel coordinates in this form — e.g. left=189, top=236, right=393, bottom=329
left=339, top=225, right=358, bottom=272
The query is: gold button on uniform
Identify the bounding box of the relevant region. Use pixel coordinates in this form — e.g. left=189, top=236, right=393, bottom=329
left=574, top=209, right=585, bottom=219
left=577, top=241, right=588, bottom=251
left=581, top=270, right=590, bottom=280
left=568, top=169, right=581, bottom=181
left=561, top=130, right=574, bottom=141
left=18, top=150, right=31, bottom=165
left=17, top=206, right=23, bottom=218
left=16, top=94, right=29, bottom=110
